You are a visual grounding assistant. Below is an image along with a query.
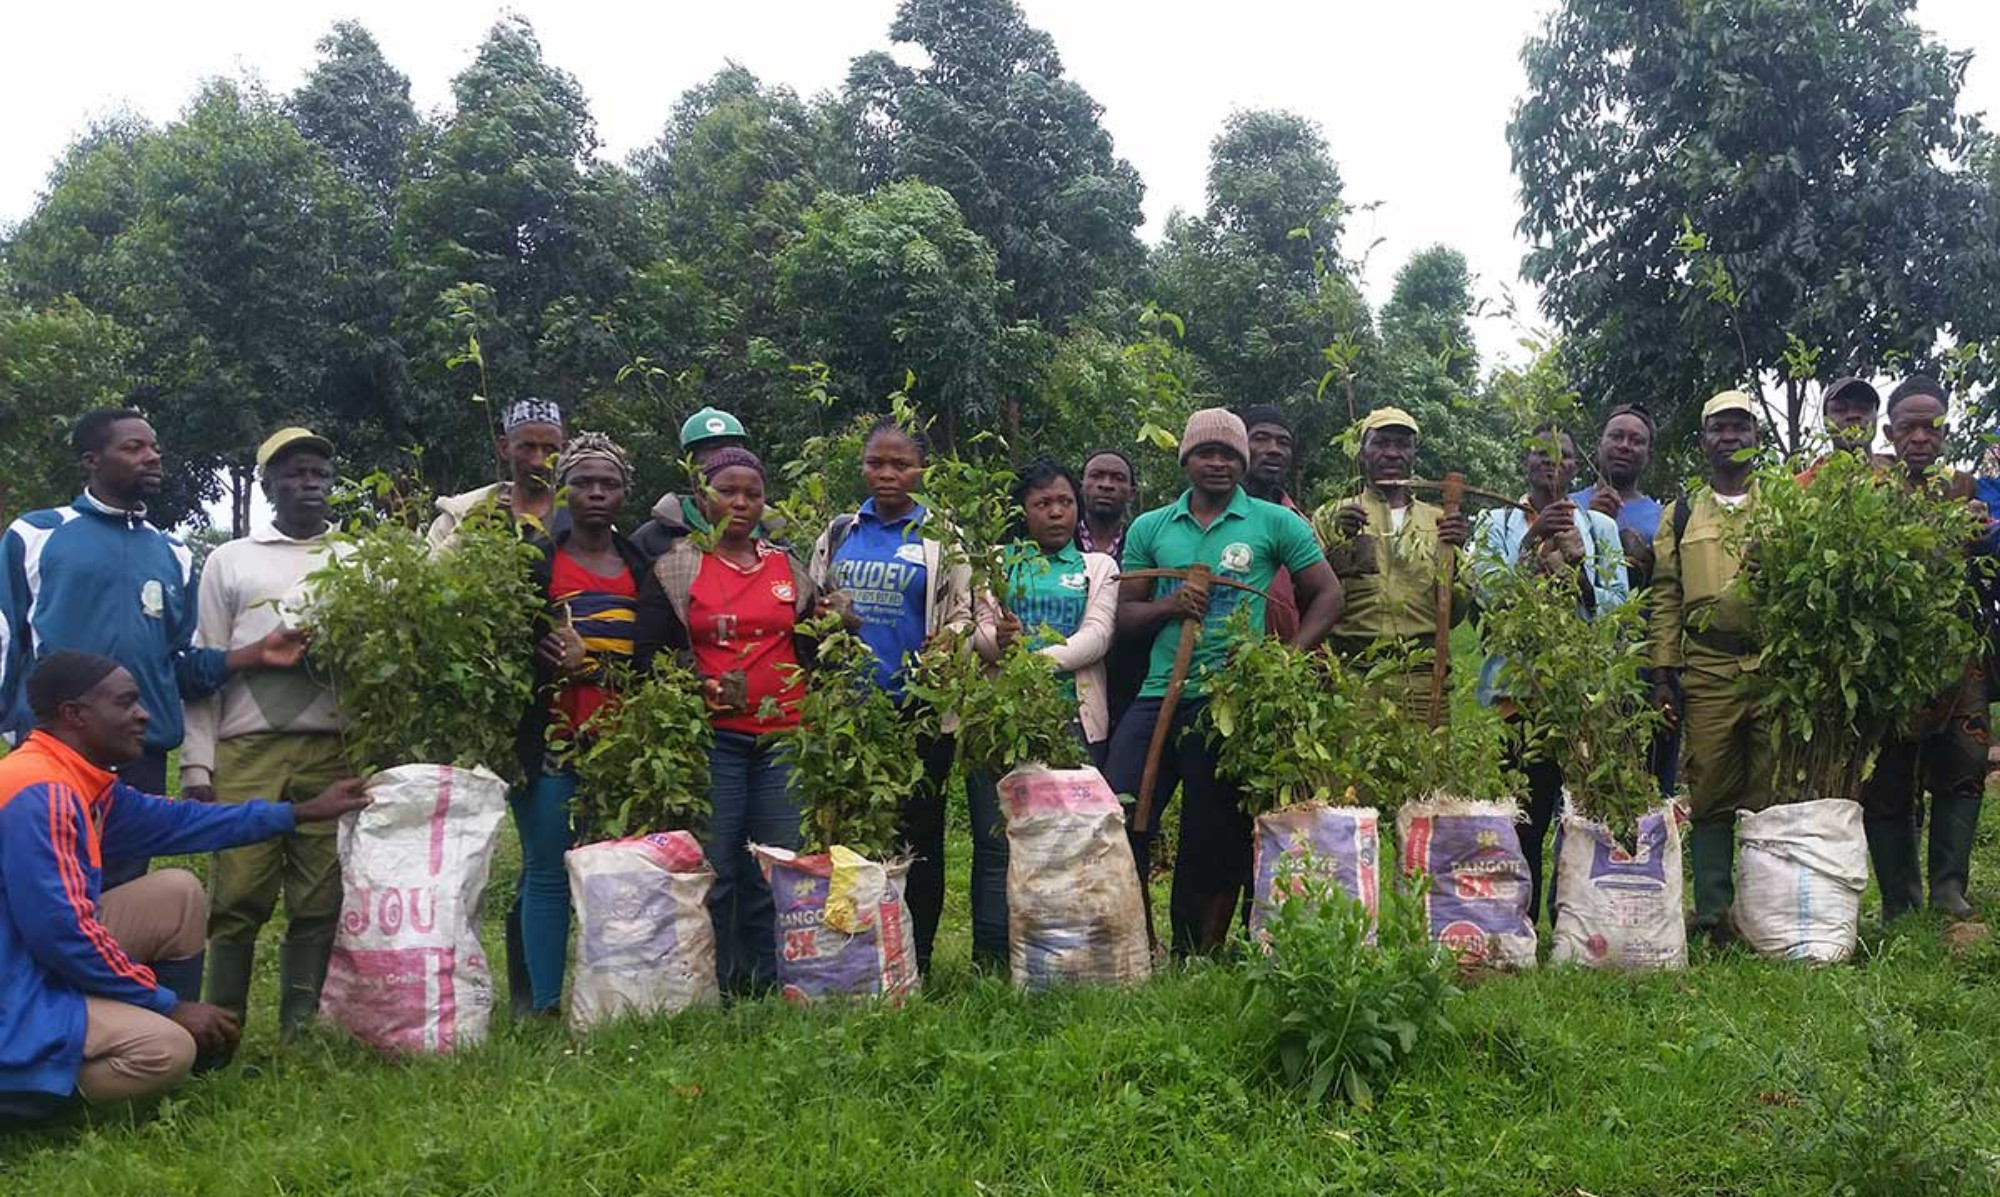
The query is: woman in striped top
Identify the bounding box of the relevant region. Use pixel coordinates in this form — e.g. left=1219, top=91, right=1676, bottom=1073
left=511, top=433, right=658, bottom=1017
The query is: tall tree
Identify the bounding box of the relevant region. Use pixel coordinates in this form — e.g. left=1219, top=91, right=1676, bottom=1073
left=775, top=180, right=1004, bottom=448
left=0, top=295, right=136, bottom=519
left=6, top=83, right=385, bottom=529
left=1380, top=244, right=1479, bottom=388
left=288, top=21, right=419, bottom=215
left=1511, top=0, right=2000, bottom=447
left=840, top=0, right=1145, bottom=329
left=1150, top=108, right=1375, bottom=478
left=393, top=16, right=652, bottom=489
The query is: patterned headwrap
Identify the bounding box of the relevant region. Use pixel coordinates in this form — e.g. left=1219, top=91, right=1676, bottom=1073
left=502, top=397, right=564, bottom=433
left=700, top=446, right=766, bottom=484
left=558, top=431, right=631, bottom=485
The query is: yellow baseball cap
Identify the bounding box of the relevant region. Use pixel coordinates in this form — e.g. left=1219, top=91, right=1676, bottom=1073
left=256, top=427, right=333, bottom=471
left=1356, top=406, right=1419, bottom=439
left=1700, top=390, right=1757, bottom=422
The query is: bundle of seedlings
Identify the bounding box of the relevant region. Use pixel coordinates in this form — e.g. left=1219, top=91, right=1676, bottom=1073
left=1731, top=451, right=1987, bottom=961
left=1207, top=616, right=1401, bottom=942
left=562, top=655, right=720, bottom=1029
left=1478, top=558, right=1685, bottom=969
left=301, top=496, right=542, bottom=1053
left=761, top=614, right=932, bottom=1002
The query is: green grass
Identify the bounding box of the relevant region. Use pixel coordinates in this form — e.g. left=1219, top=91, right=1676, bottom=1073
left=6, top=798, right=2000, bottom=1195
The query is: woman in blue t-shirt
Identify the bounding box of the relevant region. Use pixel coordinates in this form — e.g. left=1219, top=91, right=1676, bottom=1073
left=807, top=420, right=971, bottom=976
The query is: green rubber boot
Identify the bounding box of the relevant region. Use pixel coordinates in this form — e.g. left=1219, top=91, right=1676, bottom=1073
left=203, top=941, right=257, bottom=1022
left=1927, top=792, right=1981, bottom=920
left=1864, top=815, right=1924, bottom=922
left=277, top=938, right=332, bottom=1040
left=1688, top=822, right=1737, bottom=944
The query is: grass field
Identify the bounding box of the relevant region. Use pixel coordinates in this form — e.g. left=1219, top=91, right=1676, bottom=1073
left=5, top=779, right=2000, bottom=1196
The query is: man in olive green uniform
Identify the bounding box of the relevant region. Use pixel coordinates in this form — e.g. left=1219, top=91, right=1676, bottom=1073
left=1313, top=407, right=1471, bottom=723
left=1649, top=390, right=1768, bottom=942
left=1861, top=375, right=1992, bottom=920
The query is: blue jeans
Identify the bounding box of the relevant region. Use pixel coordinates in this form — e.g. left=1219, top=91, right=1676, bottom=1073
left=509, top=771, right=576, bottom=1013
left=706, top=729, right=801, bottom=995
left=959, top=769, right=1012, bottom=969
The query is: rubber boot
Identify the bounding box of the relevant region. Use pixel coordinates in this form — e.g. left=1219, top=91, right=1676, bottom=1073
left=202, top=942, right=257, bottom=1021
left=1688, top=822, right=1737, bottom=945
left=277, top=938, right=331, bottom=1040
left=1864, top=816, right=1924, bottom=922
left=1927, top=792, right=1981, bottom=920
left=158, top=951, right=230, bottom=1072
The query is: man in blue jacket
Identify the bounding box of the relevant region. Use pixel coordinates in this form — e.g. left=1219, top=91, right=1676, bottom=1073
left=0, top=409, right=307, bottom=887
left=0, top=652, right=367, bottom=1120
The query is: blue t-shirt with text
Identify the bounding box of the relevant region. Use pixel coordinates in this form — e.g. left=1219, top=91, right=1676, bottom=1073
left=1569, top=486, right=1663, bottom=543
left=832, top=499, right=931, bottom=698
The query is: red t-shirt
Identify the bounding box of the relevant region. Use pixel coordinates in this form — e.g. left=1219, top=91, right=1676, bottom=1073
left=548, top=548, right=640, bottom=736
left=689, top=544, right=804, bottom=734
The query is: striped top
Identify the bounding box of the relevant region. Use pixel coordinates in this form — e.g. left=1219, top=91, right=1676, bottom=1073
left=549, top=548, right=640, bottom=735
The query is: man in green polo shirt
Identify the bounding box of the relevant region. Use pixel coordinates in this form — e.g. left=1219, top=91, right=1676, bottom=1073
left=1105, top=408, right=1343, bottom=956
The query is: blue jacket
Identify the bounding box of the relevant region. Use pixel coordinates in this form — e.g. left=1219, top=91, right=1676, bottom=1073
left=0, top=732, right=294, bottom=1097
left=0, top=494, right=229, bottom=752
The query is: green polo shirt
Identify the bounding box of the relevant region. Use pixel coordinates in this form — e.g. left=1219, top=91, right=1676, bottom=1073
left=1123, top=487, right=1327, bottom=698
left=1001, top=540, right=1091, bottom=700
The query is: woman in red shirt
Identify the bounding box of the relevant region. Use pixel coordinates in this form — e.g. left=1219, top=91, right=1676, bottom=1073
left=646, top=448, right=825, bottom=996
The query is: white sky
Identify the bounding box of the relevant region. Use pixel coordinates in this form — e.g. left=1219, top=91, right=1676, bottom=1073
left=5, top=0, right=1995, bottom=373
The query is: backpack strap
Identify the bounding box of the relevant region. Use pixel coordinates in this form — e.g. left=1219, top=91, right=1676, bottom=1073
left=1670, top=491, right=1693, bottom=551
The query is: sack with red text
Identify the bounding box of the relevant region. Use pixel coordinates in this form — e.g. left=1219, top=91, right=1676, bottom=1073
left=999, top=765, right=1149, bottom=990
left=1252, top=803, right=1381, bottom=942
left=1550, top=801, right=1686, bottom=970
left=1396, top=798, right=1537, bottom=970
left=566, top=831, right=720, bottom=1031
left=321, top=764, right=508, bottom=1053
left=751, top=844, right=918, bottom=1002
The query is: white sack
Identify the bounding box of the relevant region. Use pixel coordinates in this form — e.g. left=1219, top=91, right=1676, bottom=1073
left=1550, top=801, right=1687, bottom=970
left=998, top=765, right=1149, bottom=990
left=1735, top=798, right=1867, bottom=963
left=566, top=831, right=719, bottom=1031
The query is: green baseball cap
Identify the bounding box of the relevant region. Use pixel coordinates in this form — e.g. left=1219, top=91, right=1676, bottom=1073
left=679, top=406, right=747, bottom=450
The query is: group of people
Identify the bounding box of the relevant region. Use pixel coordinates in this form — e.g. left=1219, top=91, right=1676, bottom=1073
left=0, top=372, right=1990, bottom=1118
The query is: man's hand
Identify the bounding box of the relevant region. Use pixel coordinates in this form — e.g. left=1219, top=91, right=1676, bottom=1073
left=1170, top=579, right=1212, bottom=622
left=293, top=778, right=371, bottom=823
left=536, top=628, right=588, bottom=676
left=1651, top=669, right=1680, bottom=729
left=227, top=627, right=309, bottom=673
left=169, top=1001, right=241, bottom=1054
left=1587, top=485, right=1622, bottom=521
left=994, top=610, right=1023, bottom=651
left=1437, top=512, right=1471, bottom=549
left=182, top=785, right=217, bottom=804
left=1333, top=503, right=1369, bottom=538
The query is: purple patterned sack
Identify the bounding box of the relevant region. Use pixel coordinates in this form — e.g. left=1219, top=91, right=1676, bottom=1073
left=752, top=845, right=919, bottom=1003
left=1396, top=799, right=1537, bottom=969
left=1250, top=804, right=1380, bottom=940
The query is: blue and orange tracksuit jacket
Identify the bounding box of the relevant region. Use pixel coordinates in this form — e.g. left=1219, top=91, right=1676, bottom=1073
left=0, top=731, right=294, bottom=1097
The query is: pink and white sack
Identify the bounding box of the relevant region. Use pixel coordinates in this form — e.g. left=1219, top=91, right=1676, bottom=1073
left=1397, top=798, right=1538, bottom=970
left=1550, top=801, right=1686, bottom=970
left=997, top=765, right=1149, bottom=990
left=565, top=831, right=720, bottom=1031
left=321, top=764, right=508, bottom=1053
left=751, top=844, right=918, bottom=1002
left=1251, top=803, right=1381, bottom=941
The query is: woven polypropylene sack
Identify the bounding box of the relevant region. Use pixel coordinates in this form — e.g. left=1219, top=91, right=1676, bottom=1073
left=1397, top=798, right=1537, bottom=970
left=1250, top=804, right=1380, bottom=941
left=1550, top=801, right=1687, bottom=969
left=566, top=831, right=719, bottom=1031
left=321, top=764, right=508, bottom=1053
left=998, top=765, right=1149, bottom=990
left=1735, top=798, right=1867, bottom=963
left=752, top=845, right=919, bottom=1002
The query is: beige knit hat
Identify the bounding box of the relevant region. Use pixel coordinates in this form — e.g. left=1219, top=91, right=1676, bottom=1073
left=1178, top=407, right=1249, bottom=464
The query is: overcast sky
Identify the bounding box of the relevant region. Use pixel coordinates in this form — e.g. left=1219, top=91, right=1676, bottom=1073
left=3, top=0, right=1997, bottom=371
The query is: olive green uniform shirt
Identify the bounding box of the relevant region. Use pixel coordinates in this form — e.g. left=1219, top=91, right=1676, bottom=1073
left=1647, top=487, right=1759, bottom=671
left=1313, top=488, right=1468, bottom=653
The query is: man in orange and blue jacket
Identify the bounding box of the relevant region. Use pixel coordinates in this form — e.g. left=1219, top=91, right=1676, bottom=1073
left=0, top=652, right=367, bottom=1122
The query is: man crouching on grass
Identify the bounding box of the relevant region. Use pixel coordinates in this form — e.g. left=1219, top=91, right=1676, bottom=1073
left=0, top=652, right=369, bottom=1124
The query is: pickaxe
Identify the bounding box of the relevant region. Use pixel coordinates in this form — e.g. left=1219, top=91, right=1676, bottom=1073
left=1117, top=565, right=1272, bottom=835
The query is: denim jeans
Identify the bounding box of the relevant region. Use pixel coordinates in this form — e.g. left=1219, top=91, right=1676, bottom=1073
left=1103, top=696, right=1251, bottom=955
left=706, top=729, right=801, bottom=995
left=958, top=769, right=1012, bottom=969
left=509, top=771, right=576, bottom=1012
left=1503, top=715, right=1564, bottom=926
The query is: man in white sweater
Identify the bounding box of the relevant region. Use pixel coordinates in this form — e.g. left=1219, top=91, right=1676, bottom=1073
left=181, top=427, right=348, bottom=1037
